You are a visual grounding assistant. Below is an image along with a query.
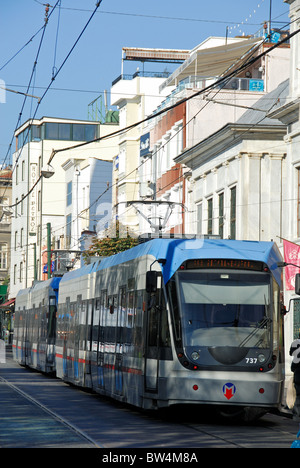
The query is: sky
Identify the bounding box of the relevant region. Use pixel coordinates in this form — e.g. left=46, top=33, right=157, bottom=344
left=0, top=0, right=291, bottom=166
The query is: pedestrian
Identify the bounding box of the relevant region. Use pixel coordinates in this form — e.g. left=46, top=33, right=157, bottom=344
left=289, top=336, right=300, bottom=423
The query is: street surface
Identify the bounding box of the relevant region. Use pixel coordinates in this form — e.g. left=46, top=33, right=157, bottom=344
left=0, top=346, right=299, bottom=450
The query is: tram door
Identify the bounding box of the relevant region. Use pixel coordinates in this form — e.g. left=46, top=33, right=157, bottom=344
left=115, top=287, right=126, bottom=396
left=97, top=291, right=106, bottom=389
left=144, top=290, right=160, bottom=392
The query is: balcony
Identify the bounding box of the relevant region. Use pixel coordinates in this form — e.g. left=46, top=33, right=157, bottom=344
left=112, top=70, right=171, bottom=86
left=178, top=75, right=264, bottom=92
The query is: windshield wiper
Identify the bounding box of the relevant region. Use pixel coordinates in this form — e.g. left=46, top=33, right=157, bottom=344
left=238, top=316, right=272, bottom=348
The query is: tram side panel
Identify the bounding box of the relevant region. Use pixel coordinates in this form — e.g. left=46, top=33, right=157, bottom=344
left=91, top=256, right=161, bottom=408
left=56, top=266, right=94, bottom=387
left=13, top=288, right=31, bottom=366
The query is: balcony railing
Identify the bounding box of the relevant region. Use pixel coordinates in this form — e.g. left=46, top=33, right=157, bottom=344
left=153, top=75, right=264, bottom=116
left=178, top=75, right=264, bottom=92
left=112, top=70, right=171, bottom=86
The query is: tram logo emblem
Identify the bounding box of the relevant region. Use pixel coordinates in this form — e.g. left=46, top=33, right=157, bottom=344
left=223, top=382, right=236, bottom=400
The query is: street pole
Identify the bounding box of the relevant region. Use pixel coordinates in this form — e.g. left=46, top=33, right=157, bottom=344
left=33, top=243, right=37, bottom=281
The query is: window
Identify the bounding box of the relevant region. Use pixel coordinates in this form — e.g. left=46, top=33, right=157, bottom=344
left=207, top=198, right=213, bottom=235
left=45, top=122, right=59, bottom=139
left=66, top=214, right=72, bottom=248
left=0, top=197, right=9, bottom=223
left=59, top=123, right=71, bottom=140
left=219, top=192, right=224, bottom=238
left=31, top=125, right=41, bottom=141
left=230, top=186, right=237, bottom=239
left=66, top=181, right=72, bottom=206
left=22, top=160, right=25, bottom=181
left=0, top=244, right=7, bottom=269
left=197, top=203, right=202, bottom=234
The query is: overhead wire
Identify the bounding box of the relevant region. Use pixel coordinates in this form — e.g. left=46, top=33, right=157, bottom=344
left=8, top=24, right=297, bottom=225
left=0, top=0, right=61, bottom=173
left=7, top=0, right=103, bottom=209
left=9, top=18, right=298, bottom=247
left=8, top=10, right=296, bottom=254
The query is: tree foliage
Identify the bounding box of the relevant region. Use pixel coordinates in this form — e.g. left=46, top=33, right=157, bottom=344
left=83, top=222, right=138, bottom=258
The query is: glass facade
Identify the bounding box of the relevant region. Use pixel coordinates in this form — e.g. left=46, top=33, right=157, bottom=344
left=17, top=122, right=99, bottom=149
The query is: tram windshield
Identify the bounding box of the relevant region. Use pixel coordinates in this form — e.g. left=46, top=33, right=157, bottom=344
left=174, top=270, right=271, bottom=349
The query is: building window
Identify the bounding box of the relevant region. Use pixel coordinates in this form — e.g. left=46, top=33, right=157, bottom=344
left=207, top=198, right=213, bottom=235
left=0, top=244, right=7, bottom=269
left=197, top=203, right=202, bottom=234
left=230, top=186, right=237, bottom=239
left=219, top=192, right=224, bottom=239
left=22, top=160, right=25, bottom=181
left=66, top=181, right=72, bottom=206
left=66, top=214, right=72, bottom=248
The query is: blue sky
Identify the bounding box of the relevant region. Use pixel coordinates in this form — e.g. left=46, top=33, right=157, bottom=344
left=0, top=0, right=290, bottom=165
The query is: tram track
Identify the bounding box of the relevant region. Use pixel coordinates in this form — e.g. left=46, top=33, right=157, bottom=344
left=1, top=352, right=298, bottom=448
left=0, top=375, right=102, bottom=448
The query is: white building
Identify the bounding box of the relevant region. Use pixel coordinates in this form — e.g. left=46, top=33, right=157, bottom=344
left=110, top=64, right=176, bottom=235
left=137, top=35, right=290, bottom=236
left=10, top=116, right=118, bottom=297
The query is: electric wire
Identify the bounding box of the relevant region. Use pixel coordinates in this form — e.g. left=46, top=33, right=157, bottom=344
left=6, top=1, right=103, bottom=210
left=8, top=21, right=297, bottom=256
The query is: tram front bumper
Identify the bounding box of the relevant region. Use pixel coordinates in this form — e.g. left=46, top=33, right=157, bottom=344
left=157, top=371, right=283, bottom=408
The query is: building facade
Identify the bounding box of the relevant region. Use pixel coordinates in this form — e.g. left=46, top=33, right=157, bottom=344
left=110, top=68, right=174, bottom=235
left=0, top=167, right=12, bottom=286
left=138, top=36, right=290, bottom=235
left=10, top=116, right=118, bottom=297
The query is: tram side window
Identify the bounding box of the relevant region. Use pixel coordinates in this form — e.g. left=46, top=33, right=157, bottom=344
left=106, top=295, right=117, bottom=350
left=117, top=287, right=127, bottom=350
left=48, top=296, right=56, bottom=338
left=41, top=299, right=47, bottom=339
left=159, top=293, right=171, bottom=349
left=92, top=298, right=100, bottom=347
left=167, top=279, right=182, bottom=346
left=133, top=290, right=144, bottom=356
left=127, top=290, right=135, bottom=351
left=148, top=288, right=171, bottom=350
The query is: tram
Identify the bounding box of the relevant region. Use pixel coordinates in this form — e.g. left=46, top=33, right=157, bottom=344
left=13, top=276, right=61, bottom=373
left=13, top=238, right=286, bottom=420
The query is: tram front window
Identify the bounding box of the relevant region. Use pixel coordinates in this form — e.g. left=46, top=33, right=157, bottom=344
left=176, top=271, right=271, bottom=349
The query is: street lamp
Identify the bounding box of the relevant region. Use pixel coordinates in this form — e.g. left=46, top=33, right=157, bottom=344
left=41, top=164, right=55, bottom=178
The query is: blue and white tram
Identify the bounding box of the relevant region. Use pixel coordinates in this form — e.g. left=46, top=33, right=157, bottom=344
left=13, top=276, right=61, bottom=373
left=13, top=238, right=286, bottom=420
left=56, top=238, right=285, bottom=418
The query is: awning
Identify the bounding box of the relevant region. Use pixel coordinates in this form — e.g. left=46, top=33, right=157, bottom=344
left=0, top=298, right=15, bottom=308
left=161, top=36, right=263, bottom=88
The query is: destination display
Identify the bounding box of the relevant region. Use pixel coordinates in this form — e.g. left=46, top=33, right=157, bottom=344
left=185, top=258, right=265, bottom=271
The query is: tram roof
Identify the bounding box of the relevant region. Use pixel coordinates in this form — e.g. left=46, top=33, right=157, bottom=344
left=58, top=239, right=282, bottom=287
left=94, top=238, right=282, bottom=285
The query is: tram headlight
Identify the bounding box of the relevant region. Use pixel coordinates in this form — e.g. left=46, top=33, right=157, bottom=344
left=258, top=353, right=266, bottom=363
left=191, top=351, right=200, bottom=361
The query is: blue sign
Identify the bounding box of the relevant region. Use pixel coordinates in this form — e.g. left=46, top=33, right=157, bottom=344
left=249, top=79, right=264, bottom=92
left=140, top=132, right=151, bottom=157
